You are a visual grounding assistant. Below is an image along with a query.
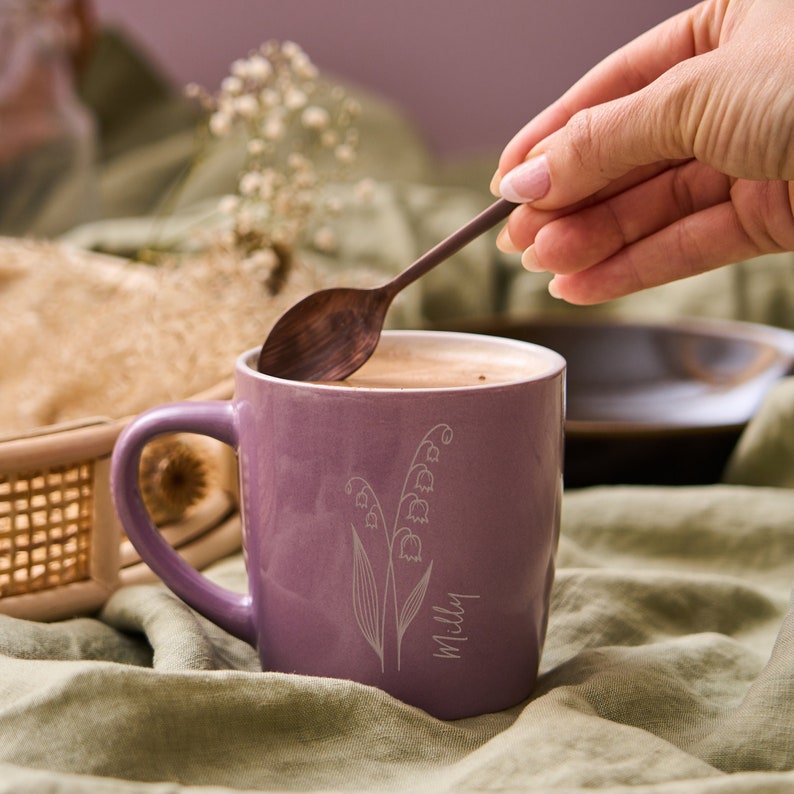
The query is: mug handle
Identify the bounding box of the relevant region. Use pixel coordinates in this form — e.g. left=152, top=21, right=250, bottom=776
left=111, top=401, right=256, bottom=645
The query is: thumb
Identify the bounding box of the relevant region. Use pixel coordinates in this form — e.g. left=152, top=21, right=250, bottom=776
left=497, top=63, right=701, bottom=209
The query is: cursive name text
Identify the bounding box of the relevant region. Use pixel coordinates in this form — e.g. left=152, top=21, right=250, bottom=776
left=431, top=593, right=480, bottom=659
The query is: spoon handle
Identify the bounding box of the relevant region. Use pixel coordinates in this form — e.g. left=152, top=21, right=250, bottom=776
left=386, top=197, right=518, bottom=295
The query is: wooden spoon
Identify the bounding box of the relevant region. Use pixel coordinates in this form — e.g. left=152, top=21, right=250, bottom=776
left=257, top=197, right=517, bottom=381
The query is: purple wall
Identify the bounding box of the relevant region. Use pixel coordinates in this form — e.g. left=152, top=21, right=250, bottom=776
left=94, top=0, right=693, bottom=157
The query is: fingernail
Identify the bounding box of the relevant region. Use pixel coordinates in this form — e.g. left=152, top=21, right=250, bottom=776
left=498, top=154, right=550, bottom=203
left=496, top=225, right=519, bottom=253
left=548, top=278, right=562, bottom=300
left=489, top=170, right=502, bottom=196
left=521, top=245, right=544, bottom=272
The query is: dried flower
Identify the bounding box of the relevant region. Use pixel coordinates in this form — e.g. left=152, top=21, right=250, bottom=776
left=208, top=111, right=232, bottom=137
left=354, top=178, right=376, bottom=203
left=285, top=88, right=308, bottom=110
left=313, top=226, right=337, bottom=252
left=186, top=40, right=361, bottom=273
left=139, top=437, right=209, bottom=526
left=246, top=54, right=272, bottom=81
left=238, top=171, right=262, bottom=196
left=217, top=194, right=239, bottom=214
left=221, top=75, right=244, bottom=95
left=301, top=106, right=330, bottom=130
left=233, top=94, right=259, bottom=119
left=246, top=138, right=266, bottom=156
left=334, top=143, right=355, bottom=165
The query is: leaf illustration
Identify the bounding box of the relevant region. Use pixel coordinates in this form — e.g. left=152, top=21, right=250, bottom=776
left=351, top=526, right=383, bottom=664
left=397, top=561, right=433, bottom=641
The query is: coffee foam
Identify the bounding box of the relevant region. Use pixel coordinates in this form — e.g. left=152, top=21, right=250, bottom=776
left=318, top=333, right=555, bottom=389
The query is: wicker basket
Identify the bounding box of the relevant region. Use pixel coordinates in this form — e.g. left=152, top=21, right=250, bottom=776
left=0, top=379, right=240, bottom=621
left=0, top=233, right=335, bottom=621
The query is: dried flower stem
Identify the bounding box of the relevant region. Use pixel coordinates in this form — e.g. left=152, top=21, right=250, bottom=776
left=185, top=40, right=361, bottom=281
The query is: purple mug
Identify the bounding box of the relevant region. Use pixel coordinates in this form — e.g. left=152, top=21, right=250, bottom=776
left=111, top=330, right=565, bottom=719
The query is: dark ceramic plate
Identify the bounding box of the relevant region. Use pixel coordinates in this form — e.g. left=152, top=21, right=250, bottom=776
left=441, top=316, right=794, bottom=487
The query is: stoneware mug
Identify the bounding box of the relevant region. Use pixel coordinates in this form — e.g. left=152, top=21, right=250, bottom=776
left=111, top=330, right=565, bottom=719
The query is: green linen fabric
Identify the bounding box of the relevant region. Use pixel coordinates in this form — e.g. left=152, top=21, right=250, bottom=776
left=1, top=26, right=793, bottom=794
left=0, top=457, right=792, bottom=792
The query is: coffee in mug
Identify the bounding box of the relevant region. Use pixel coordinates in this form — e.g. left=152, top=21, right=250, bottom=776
left=111, top=331, right=565, bottom=719
left=321, top=334, right=550, bottom=389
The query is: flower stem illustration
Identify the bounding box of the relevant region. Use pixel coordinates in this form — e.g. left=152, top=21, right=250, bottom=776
left=346, top=423, right=453, bottom=672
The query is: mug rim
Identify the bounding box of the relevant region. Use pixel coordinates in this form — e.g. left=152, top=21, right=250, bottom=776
left=238, top=330, right=566, bottom=393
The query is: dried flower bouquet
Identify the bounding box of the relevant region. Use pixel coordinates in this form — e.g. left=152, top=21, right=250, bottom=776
left=0, top=41, right=375, bottom=436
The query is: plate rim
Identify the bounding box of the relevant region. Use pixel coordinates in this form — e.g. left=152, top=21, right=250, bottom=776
left=440, top=314, right=794, bottom=438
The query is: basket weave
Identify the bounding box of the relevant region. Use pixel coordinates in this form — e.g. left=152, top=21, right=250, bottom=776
left=1, top=462, right=97, bottom=597
left=0, top=418, right=120, bottom=619
left=0, top=380, right=239, bottom=621
left=0, top=234, right=342, bottom=620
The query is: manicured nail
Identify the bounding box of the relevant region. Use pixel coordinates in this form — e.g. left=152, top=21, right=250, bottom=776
left=521, top=245, right=543, bottom=272
left=489, top=169, right=502, bottom=196
left=496, top=225, right=519, bottom=253
left=548, top=278, right=562, bottom=299
left=498, top=154, right=550, bottom=203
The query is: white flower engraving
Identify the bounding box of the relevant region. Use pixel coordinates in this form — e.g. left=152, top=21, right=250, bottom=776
left=346, top=424, right=453, bottom=671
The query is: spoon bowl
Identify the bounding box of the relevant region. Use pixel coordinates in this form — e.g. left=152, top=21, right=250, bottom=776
left=257, top=286, right=390, bottom=382
left=257, top=198, right=517, bottom=381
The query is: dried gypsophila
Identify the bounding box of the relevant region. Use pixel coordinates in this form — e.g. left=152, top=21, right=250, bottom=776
left=186, top=40, right=361, bottom=281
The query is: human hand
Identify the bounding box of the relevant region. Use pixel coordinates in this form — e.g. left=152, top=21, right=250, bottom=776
left=492, top=0, right=794, bottom=304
